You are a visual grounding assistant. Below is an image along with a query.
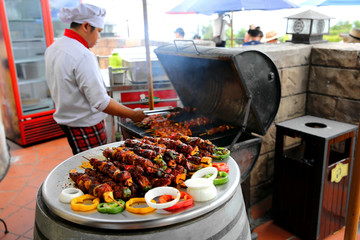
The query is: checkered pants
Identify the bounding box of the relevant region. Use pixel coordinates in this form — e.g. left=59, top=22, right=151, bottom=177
left=60, top=120, right=107, bottom=155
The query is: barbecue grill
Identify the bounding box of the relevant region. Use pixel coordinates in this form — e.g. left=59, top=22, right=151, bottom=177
left=120, top=42, right=281, bottom=183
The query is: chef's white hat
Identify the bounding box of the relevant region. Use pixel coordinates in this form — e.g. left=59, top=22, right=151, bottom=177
left=58, top=3, right=106, bottom=29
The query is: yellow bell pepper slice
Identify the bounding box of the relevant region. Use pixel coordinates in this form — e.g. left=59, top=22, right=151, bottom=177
left=71, top=194, right=100, bottom=212
left=126, top=198, right=156, bottom=214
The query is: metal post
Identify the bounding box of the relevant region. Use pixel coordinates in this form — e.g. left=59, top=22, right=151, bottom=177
left=142, top=0, right=154, bottom=110
left=344, top=122, right=360, bottom=240
left=230, top=11, right=233, bottom=48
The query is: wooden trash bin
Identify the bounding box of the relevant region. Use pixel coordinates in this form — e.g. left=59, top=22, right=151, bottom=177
left=273, top=115, right=357, bottom=240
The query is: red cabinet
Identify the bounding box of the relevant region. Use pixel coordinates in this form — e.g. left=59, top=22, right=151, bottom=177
left=0, top=0, right=78, bottom=145
left=120, top=88, right=178, bottom=109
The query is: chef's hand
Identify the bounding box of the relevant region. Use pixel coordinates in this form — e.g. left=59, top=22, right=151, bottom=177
left=131, top=109, right=146, bottom=123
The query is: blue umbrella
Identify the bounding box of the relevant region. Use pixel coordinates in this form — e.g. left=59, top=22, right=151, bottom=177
left=300, top=0, right=360, bottom=6
left=167, top=0, right=198, bottom=14
left=168, top=0, right=297, bottom=15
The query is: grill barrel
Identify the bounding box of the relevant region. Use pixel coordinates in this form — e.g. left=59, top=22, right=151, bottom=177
left=154, top=44, right=281, bottom=135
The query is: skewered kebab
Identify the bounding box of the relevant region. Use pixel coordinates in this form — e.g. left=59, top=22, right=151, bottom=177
left=103, top=148, right=160, bottom=175
left=199, top=125, right=232, bottom=136
left=183, top=117, right=212, bottom=129
left=69, top=170, right=114, bottom=202
left=170, top=133, right=231, bottom=159
left=123, top=139, right=183, bottom=164
left=125, top=165, right=152, bottom=191
left=139, top=107, right=194, bottom=128
left=123, top=139, right=167, bottom=155
left=170, top=133, right=215, bottom=152
left=89, top=158, right=133, bottom=187
left=139, top=114, right=168, bottom=127
left=142, top=136, right=199, bottom=156
left=84, top=168, right=132, bottom=200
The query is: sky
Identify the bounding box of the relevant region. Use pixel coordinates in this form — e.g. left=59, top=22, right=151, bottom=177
left=82, top=0, right=360, bottom=41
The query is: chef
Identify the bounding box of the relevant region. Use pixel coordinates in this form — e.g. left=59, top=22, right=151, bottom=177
left=45, top=3, right=146, bottom=155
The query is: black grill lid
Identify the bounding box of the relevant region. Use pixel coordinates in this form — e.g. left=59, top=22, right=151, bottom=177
left=154, top=43, right=281, bottom=136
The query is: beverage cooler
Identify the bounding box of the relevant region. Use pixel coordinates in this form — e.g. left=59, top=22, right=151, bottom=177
left=0, top=0, right=74, bottom=146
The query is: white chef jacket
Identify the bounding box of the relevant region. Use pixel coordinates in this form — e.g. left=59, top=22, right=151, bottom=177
left=45, top=36, right=110, bottom=127
left=212, top=15, right=227, bottom=41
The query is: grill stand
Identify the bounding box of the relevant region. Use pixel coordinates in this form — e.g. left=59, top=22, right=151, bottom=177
left=227, top=96, right=258, bottom=240
left=229, top=96, right=252, bottom=152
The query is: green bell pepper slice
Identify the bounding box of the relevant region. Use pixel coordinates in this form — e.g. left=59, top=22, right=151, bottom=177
left=213, top=171, right=229, bottom=185
left=97, top=199, right=125, bottom=214
left=205, top=171, right=229, bottom=185
left=212, top=147, right=231, bottom=160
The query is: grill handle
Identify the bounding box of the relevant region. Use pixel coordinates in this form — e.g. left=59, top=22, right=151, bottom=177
left=229, top=96, right=252, bottom=151
left=173, top=40, right=200, bottom=55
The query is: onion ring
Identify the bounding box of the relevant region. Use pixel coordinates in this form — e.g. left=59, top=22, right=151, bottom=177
left=59, top=188, right=84, bottom=203
left=191, top=167, right=218, bottom=181
left=144, top=187, right=180, bottom=209
left=184, top=178, right=217, bottom=202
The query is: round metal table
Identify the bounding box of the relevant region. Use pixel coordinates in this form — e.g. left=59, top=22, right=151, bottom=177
left=34, top=142, right=251, bottom=239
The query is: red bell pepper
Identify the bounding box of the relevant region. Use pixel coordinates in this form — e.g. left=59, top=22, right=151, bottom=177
left=159, top=191, right=193, bottom=211
left=212, top=162, right=229, bottom=173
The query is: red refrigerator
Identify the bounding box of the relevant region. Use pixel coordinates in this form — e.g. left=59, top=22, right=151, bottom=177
left=0, top=0, right=75, bottom=146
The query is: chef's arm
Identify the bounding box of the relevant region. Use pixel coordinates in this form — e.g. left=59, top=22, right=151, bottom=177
left=103, top=98, right=146, bottom=122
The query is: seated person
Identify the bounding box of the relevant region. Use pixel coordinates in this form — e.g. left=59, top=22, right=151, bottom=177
left=340, top=27, right=360, bottom=43
left=255, top=26, right=263, bottom=42
left=244, top=24, right=255, bottom=43
left=193, top=34, right=201, bottom=40
left=261, top=31, right=280, bottom=44
left=174, top=28, right=185, bottom=39
left=243, top=29, right=262, bottom=46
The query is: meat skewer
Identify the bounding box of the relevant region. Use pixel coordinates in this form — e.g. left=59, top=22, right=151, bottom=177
left=142, top=136, right=199, bottom=155
left=89, top=158, right=133, bottom=187
left=125, top=165, right=153, bottom=191
left=84, top=168, right=132, bottom=200
left=103, top=148, right=160, bottom=175
left=123, top=139, right=182, bottom=163
left=123, top=139, right=167, bottom=154
left=170, top=133, right=215, bottom=153
left=69, top=170, right=114, bottom=202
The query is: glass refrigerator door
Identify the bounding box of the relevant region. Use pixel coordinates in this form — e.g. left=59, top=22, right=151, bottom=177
left=5, top=0, right=54, bottom=115
left=49, top=0, right=80, bottom=40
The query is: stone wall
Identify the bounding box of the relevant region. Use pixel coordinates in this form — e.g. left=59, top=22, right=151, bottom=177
left=238, top=42, right=360, bottom=216
left=308, top=43, right=360, bottom=124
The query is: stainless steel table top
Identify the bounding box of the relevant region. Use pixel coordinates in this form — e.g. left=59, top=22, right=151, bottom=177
left=42, top=141, right=240, bottom=230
